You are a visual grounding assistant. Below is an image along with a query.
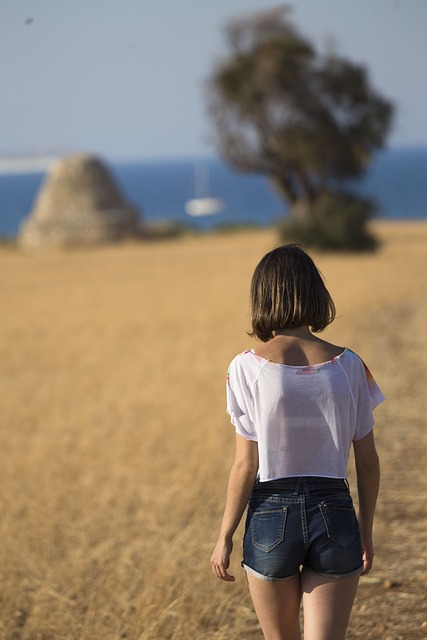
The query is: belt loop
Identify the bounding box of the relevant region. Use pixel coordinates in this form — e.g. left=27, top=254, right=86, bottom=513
left=293, top=477, right=302, bottom=495
left=302, top=477, right=309, bottom=496
left=344, top=478, right=350, bottom=491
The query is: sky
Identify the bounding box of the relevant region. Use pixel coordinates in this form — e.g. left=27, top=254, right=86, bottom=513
left=1, top=0, right=426, bottom=162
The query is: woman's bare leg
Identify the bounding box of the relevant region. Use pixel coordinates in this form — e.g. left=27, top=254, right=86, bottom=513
left=301, top=568, right=360, bottom=640
left=246, top=571, right=302, bottom=640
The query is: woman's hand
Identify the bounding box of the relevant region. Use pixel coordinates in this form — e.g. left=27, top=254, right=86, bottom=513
left=360, top=531, right=374, bottom=575
left=211, top=536, right=235, bottom=581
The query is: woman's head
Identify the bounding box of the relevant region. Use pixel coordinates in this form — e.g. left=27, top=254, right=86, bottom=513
left=249, top=244, right=336, bottom=341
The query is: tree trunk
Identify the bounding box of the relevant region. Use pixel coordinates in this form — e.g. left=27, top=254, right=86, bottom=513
left=291, top=198, right=313, bottom=221
left=269, top=174, right=296, bottom=208
left=270, top=174, right=316, bottom=221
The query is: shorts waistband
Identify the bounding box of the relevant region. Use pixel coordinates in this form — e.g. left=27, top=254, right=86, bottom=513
left=252, top=476, right=350, bottom=498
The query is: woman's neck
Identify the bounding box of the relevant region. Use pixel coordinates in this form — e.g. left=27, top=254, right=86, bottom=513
left=273, top=326, right=313, bottom=340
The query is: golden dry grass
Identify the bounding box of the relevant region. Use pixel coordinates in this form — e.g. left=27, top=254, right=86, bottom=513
left=0, top=222, right=426, bottom=639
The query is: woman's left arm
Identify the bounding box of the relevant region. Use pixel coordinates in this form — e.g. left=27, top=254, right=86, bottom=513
left=210, top=434, right=259, bottom=581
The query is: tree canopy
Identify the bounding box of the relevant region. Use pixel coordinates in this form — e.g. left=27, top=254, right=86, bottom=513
left=208, top=6, right=394, bottom=249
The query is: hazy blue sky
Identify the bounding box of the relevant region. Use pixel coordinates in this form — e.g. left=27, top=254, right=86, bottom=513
left=1, top=0, right=426, bottom=161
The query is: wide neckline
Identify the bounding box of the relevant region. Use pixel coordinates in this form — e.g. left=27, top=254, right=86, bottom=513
left=248, top=347, right=347, bottom=369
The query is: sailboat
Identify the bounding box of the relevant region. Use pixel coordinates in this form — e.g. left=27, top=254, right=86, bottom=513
left=185, top=162, right=224, bottom=217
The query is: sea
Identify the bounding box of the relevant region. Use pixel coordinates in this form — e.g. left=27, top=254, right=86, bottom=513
left=0, top=146, right=426, bottom=237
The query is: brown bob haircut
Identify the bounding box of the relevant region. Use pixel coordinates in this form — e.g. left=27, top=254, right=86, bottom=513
left=249, top=244, right=336, bottom=341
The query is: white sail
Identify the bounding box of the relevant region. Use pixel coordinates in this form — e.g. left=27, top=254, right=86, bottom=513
left=185, top=162, right=224, bottom=217
left=185, top=197, right=224, bottom=216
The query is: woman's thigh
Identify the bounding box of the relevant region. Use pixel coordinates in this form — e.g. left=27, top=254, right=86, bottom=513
left=301, top=568, right=359, bottom=640
left=246, top=571, right=302, bottom=640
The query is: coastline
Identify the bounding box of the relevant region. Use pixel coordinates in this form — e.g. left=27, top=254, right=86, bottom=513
left=2, top=147, right=427, bottom=239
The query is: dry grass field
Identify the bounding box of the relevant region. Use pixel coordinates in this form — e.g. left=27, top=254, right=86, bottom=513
left=0, top=222, right=426, bottom=639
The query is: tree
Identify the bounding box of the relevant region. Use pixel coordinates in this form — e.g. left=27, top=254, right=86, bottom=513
left=207, top=6, right=394, bottom=250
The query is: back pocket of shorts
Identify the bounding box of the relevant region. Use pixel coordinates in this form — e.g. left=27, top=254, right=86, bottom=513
left=319, top=501, right=358, bottom=548
left=250, top=506, right=288, bottom=552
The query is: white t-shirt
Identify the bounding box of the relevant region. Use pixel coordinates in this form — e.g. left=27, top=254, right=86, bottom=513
left=226, top=348, right=384, bottom=481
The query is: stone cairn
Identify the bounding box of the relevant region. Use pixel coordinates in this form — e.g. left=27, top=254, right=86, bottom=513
left=18, top=154, right=140, bottom=248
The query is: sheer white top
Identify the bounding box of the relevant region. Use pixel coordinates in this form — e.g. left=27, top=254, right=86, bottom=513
left=226, top=348, right=384, bottom=481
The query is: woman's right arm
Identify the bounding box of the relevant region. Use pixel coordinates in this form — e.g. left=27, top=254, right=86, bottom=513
left=210, top=434, right=259, bottom=581
left=353, top=429, right=380, bottom=575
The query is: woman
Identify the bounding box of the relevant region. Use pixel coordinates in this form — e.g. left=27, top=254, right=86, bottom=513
left=211, top=244, right=383, bottom=640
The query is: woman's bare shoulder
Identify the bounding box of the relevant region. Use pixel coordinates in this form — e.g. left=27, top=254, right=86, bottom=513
left=252, top=336, right=345, bottom=367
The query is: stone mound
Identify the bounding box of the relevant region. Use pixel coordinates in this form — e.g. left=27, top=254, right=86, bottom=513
left=18, top=154, right=140, bottom=248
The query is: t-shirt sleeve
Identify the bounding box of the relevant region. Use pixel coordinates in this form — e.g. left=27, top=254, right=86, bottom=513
left=353, top=358, right=385, bottom=441
left=226, top=357, right=258, bottom=441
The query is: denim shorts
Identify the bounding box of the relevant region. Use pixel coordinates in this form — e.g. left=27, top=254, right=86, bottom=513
left=242, top=476, right=363, bottom=581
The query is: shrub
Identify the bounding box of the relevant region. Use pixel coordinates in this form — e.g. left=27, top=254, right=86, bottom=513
left=277, top=190, right=379, bottom=251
